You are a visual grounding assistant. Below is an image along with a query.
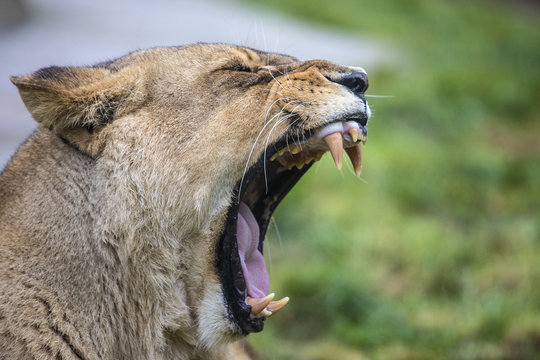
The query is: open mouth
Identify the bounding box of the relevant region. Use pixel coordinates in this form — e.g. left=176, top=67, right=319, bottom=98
left=216, top=117, right=368, bottom=334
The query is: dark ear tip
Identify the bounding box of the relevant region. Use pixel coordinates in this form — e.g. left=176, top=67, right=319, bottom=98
left=10, top=75, right=21, bottom=85
left=10, top=75, right=43, bottom=90
left=10, top=75, right=32, bottom=88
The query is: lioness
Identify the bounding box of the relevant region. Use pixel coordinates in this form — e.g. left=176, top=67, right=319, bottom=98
left=0, top=44, right=370, bottom=359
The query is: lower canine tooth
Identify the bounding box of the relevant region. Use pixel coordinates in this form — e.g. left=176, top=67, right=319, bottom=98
left=260, top=309, right=273, bottom=317
left=247, top=293, right=275, bottom=315
left=323, top=133, right=344, bottom=170
left=266, top=297, right=289, bottom=315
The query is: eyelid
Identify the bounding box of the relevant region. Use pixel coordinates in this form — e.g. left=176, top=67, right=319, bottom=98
left=258, top=66, right=283, bottom=75
left=228, top=64, right=253, bottom=72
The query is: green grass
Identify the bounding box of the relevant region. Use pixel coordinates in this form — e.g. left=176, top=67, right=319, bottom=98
left=238, top=0, right=540, bottom=359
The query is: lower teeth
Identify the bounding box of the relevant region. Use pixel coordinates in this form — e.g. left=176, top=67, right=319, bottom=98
left=246, top=294, right=290, bottom=318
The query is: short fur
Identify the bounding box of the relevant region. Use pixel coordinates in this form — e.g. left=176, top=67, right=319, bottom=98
left=0, top=44, right=366, bottom=359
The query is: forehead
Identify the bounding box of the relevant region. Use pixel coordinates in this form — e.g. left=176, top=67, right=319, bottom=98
left=221, top=44, right=298, bottom=66
left=100, top=44, right=298, bottom=71
left=173, top=44, right=299, bottom=71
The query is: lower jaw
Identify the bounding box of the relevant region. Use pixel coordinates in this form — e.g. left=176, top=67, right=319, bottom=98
left=216, top=119, right=367, bottom=334
left=216, top=161, right=312, bottom=334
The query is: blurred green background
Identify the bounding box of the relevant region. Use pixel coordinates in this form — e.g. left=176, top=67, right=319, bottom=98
left=239, top=0, right=540, bottom=359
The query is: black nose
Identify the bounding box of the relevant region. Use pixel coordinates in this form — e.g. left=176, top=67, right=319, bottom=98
left=333, top=71, right=369, bottom=95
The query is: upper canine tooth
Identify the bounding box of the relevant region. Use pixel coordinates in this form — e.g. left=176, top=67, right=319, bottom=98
left=323, top=133, right=344, bottom=170
left=349, top=128, right=360, bottom=143
left=247, top=293, right=275, bottom=315
left=345, top=144, right=363, bottom=177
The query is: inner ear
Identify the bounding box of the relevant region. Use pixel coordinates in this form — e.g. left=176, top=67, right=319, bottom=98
left=11, top=65, right=144, bottom=157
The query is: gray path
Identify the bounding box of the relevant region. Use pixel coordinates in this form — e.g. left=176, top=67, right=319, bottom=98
left=0, top=0, right=391, bottom=169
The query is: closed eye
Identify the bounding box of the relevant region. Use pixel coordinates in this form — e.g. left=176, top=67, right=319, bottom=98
left=228, top=64, right=254, bottom=73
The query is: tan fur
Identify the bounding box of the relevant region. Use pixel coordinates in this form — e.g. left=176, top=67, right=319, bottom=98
left=0, top=44, right=366, bottom=359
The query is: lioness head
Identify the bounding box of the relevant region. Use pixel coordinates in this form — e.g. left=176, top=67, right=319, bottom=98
left=11, top=44, right=370, bottom=351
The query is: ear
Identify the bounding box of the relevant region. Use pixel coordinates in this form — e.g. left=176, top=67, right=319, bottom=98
left=11, top=64, right=145, bottom=157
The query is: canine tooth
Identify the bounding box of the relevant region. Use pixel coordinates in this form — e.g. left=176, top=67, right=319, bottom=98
left=345, top=144, right=363, bottom=177
left=349, top=128, right=360, bottom=143
left=260, top=309, right=273, bottom=317
left=266, top=297, right=289, bottom=315
left=323, top=133, right=343, bottom=170
left=247, top=293, right=275, bottom=315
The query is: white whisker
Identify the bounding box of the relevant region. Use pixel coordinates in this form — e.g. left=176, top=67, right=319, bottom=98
left=238, top=99, right=301, bottom=199
left=262, top=113, right=298, bottom=192
left=265, top=234, right=273, bottom=276
left=344, top=156, right=355, bottom=176
left=260, top=100, right=307, bottom=190
left=268, top=69, right=284, bottom=89
left=260, top=88, right=283, bottom=96
left=270, top=216, right=283, bottom=251
left=283, top=118, right=301, bottom=152
left=357, top=176, right=368, bottom=184
left=282, top=84, right=302, bottom=91
left=263, top=96, right=295, bottom=125
left=261, top=22, right=267, bottom=53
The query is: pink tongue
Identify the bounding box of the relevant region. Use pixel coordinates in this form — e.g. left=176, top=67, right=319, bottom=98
left=237, top=202, right=269, bottom=299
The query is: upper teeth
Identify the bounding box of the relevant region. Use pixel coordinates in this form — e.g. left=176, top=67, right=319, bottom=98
left=270, top=122, right=367, bottom=176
